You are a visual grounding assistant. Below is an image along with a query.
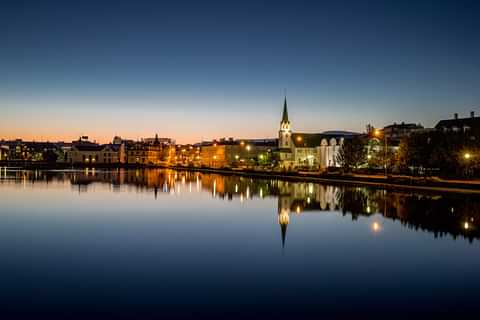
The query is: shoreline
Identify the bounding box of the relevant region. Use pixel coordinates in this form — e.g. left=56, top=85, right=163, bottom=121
left=2, top=161, right=480, bottom=194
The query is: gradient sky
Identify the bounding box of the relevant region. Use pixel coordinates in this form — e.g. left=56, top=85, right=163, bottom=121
left=1, top=0, right=480, bottom=143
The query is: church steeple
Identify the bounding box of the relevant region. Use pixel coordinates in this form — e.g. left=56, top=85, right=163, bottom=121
left=281, top=97, right=289, bottom=124
left=279, top=96, right=292, bottom=150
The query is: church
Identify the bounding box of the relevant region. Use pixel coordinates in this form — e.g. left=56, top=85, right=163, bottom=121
left=277, top=97, right=358, bottom=171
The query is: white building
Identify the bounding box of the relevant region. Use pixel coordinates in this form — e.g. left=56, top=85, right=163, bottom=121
left=278, top=97, right=359, bottom=171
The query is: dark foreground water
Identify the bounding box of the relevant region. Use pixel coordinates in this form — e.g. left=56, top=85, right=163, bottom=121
left=1, top=168, right=479, bottom=319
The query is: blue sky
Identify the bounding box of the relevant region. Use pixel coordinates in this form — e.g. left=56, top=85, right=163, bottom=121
left=1, top=0, right=479, bottom=143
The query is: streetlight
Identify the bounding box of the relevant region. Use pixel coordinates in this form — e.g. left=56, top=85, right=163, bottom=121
left=464, top=152, right=472, bottom=177
left=374, top=129, right=388, bottom=176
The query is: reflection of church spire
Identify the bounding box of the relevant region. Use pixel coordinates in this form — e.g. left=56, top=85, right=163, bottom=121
left=278, top=192, right=292, bottom=251
left=278, top=208, right=290, bottom=250
left=280, top=219, right=288, bottom=249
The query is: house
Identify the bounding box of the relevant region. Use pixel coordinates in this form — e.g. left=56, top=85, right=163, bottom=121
left=383, top=122, right=424, bottom=143
left=66, top=138, right=126, bottom=165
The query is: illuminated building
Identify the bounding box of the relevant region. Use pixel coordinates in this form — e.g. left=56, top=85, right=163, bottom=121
left=278, top=97, right=360, bottom=171
left=126, top=135, right=166, bottom=165
left=200, top=138, right=275, bottom=168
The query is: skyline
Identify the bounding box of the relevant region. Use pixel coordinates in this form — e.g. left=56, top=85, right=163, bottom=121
left=2, top=0, right=480, bottom=143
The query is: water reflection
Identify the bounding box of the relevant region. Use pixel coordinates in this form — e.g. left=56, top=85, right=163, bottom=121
left=1, top=168, right=479, bottom=243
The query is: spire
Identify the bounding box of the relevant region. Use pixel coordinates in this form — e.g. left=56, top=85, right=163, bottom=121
left=278, top=209, right=290, bottom=250
left=281, top=97, right=289, bottom=123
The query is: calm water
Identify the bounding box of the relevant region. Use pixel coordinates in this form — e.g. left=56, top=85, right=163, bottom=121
left=1, top=168, right=480, bottom=319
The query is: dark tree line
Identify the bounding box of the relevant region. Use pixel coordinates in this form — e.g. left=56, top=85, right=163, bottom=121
left=398, top=131, right=479, bottom=177
left=335, top=130, right=480, bottom=177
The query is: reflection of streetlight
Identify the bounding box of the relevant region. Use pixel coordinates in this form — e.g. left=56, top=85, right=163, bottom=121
left=372, top=221, right=381, bottom=233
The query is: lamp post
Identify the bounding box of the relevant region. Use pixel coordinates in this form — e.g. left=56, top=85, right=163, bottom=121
left=375, top=129, right=388, bottom=176
left=464, top=152, right=472, bottom=177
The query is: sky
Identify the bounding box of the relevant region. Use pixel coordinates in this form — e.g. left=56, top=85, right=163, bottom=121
left=1, top=0, right=480, bottom=144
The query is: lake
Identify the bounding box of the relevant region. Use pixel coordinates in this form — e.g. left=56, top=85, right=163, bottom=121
left=0, top=168, right=479, bottom=319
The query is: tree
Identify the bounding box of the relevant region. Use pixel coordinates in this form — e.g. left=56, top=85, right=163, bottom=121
left=336, top=136, right=367, bottom=172
left=42, top=150, right=58, bottom=163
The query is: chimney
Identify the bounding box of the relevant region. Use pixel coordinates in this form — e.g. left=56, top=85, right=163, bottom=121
left=454, top=113, right=458, bottom=120
left=471, top=111, right=475, bottom=118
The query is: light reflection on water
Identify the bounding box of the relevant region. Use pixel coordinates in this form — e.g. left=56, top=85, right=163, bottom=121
left=1, top=168, right=480, bottom=318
